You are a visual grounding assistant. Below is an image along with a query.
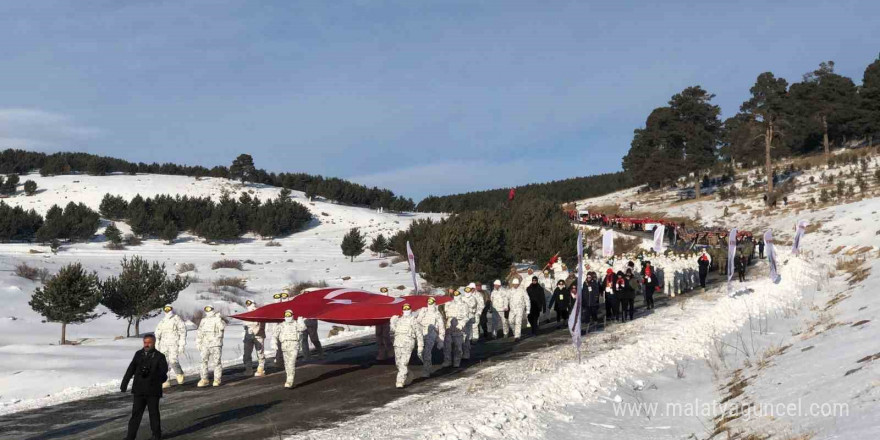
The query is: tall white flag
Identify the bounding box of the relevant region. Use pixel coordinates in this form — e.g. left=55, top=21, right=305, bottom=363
left=792, top=220, right=808, bottom=255
left=569, top=229, right=584, bottom=362
left=727, top=228, right=737, bottom=295
left=764, top=229, right=781, bottom=284
left=602, top=229, right=614, bottom=257
left=653, top=224, right=666, bottom=253
left=406, top=241, right=419, bottom=294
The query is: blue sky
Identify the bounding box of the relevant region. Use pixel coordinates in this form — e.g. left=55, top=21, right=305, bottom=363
left=1, top=1, right=878, bottom=200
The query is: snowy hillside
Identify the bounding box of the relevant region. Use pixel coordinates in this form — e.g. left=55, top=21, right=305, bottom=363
left=0, top=172, right=441, bottom=413
left=287, top=153, right=880, bottom=440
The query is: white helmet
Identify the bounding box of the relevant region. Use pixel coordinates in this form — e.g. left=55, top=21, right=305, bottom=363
left=493, top=279, right=502, bottom=286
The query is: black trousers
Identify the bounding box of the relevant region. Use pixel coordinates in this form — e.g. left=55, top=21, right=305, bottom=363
left=527, top=309, right=541, bottom=335
left=605, top=299, right=620, bottom=321
left=479, top=309, right=489, bottom=336
left=759, top=249, right=764, bottom=259
left=583, top=306, right=599, bottom=325
left=555, top=309, right=570, bottom=323
left=621, top=299, right=635, bottom=320
left=644, top=286, right=655, bottom=310
left=738, top=271, right=746, bottom=282
left=127, top=394, right=161, bottom=440
left=699, top=270, right=708, bottom=288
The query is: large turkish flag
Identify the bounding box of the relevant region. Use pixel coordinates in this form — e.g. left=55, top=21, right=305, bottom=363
left=230, top=287, right=452, bottom=326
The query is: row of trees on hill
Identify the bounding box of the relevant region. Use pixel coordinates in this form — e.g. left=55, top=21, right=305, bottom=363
left=387, top=198, right=578, bottom=285
left=0, top=201, right=100, bottom=242
left=100, top=189, right=312, bottom=242
left=623, top=56, right=880, bottom=202
left=28, top=257, right=190, bottom=344
left=0, top=150, right=415, bottom=211
left=415, top=172, right=631, bottom=213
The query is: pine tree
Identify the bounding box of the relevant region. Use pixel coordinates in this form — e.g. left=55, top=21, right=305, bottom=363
left=341, top=227, right=366, bottom=262
left=0, top=173, right=19, bottom=195
left=229, top=154, right=256, bottom=183
left=99, top=194, right=129, bottom=220
left=160, top=222, right=178, bottom=244
left=29, top=263, right=102, bottom=344
left=104, top=222, right=123, bottom=244
left=369, top=234, right=388, bottom=257
left=741, top=72, right=789, bottom=203
left=23, top=179, right=37, bottom=196
left=35, top=205, right=64, bottom=243
left=99, top=256, right=190, bottom=336
left=860, top=56, right=880, bottom=147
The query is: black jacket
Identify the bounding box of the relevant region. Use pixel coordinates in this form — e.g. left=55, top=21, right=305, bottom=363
left=122, top=349, right=169, bottom=397
left=698, top=257, right=711, bottom=273
left=548, top=287, right=573, bottom=313
left=526, top=283, right=547, bottom=313
left=582, top=280, right=601, bottom=306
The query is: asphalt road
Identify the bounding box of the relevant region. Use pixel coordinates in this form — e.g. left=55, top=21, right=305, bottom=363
left=0, top=276, right=717, bottom=440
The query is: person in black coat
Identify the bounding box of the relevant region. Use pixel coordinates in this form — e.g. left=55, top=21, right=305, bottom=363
left=697, top=251, right=711, bottom=288
left=526, top=276, right=547, bottom=336
left=122, top=333, right=169, bottom=440
left=619, top=270, right=637, bottom=321
left=582, top=272, right=600, bottom=327
left=602, top=269, right=619, bottom=323
left=758, top=239, right=765, bottom=259
left=735, top=254, right=747, bottom=282
left=642, top=262, right=658, bottom=310
left=548, top=280, right=572, bottom=328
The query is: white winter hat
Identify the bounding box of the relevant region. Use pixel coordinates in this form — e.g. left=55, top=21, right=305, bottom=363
left=493, top=280, right=502, bottom=286
left=467, top=282, right=476, bottom=289
left=511, top=278, right=521, bottom=285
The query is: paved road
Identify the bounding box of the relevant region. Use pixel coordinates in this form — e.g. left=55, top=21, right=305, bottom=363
left=0, top=277, right=716, bottom=440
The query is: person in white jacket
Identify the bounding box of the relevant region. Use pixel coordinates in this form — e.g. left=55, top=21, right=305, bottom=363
left=489, top=280, right=509, bottom=338
left=416, top=297, right=445, bottom=377
left=155, top=304, right=187, bottom=388
left=197, top=306, right=226, bottom=387
left=390, top=303, right=419, bottom=388
left=508, top=278, right=529, bottom=340
left=442, top=290, right=468, bottom=368
left=461, top=283, right=479, bottom=358
left=242, top=300, right=266, bottom=377
left=275, top=310, right=307, bottom=388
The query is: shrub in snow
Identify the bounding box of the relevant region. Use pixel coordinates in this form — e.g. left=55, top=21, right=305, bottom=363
left=265, top=240, right=281, bottom=247
left=99, top=256, right=191, bottom=337
left=212, top=276, right=247, bottom=290
left=15, top=263, right=50, bottom=282
left=104, top=222, right=123, bottom=245
left=29, top=263, right=102, bottom=345
left=23, top=179, right=37, bottom=195
left=369, top=234, right=388, bottom=257
left=176, top=262, right=196, bottom=274
left=123, top=234, right=142, bottom=246
left=211, top=259, right=243, bottom=270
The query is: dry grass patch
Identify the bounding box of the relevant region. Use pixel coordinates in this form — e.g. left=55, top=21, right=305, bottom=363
left=212, top=259, right=243, bottom=270
left=283, top=280, right=328, bottom=297
left=212, top=276, right=247, bottom=290
left=15, top=263, right=50, bottom=283
left=829, top=245, right=846, bottom=255
left=836, top=256, right=870, bottom=285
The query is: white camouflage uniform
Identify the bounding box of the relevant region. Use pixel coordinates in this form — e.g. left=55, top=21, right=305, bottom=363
left=442, top=297, right=468, bottom=367
left=508, top=282, right=529, bottom=339
left=197, top=311, right=226, bottom=385
left=489, top=285, right=509, bottom=337
left=242, top=303, right=266, bottom=373
left=416, top=303, right=445, bottom=377
left=390, top=311, right=419, bottom=387
left=155, top=311, right=187, bottom=385
left=276, top=317, right=307, bottom=387
left=460, top=287, right=478, bottom=359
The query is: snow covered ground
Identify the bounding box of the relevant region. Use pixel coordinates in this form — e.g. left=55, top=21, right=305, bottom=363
left=0, top=172, right=441, bottom=414
left=286, top=156, right=880, bottom=439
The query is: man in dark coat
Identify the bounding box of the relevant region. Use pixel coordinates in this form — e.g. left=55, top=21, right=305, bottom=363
left=548, top=280, right=572, bottom=328
left=758, top=239, right=765, bottom=259
left=526, top=276, right=547, bottom=336
left=735, top=254, right=747, bottom=282
left=122, top=333, right=169, bottom=440
left=697, top=251, right=711, bottom=288
left=582, top=272, right=600, bottom=328
left=620, top=270, right=637, bottom=321
left=642, top=262, right=658, bottom=310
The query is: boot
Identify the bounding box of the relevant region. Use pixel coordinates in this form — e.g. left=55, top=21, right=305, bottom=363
left=284, top=381, right=295, bottom=389
left=197, top=378, right=210, bottom=387
left=254, top=366, right=265, bottom=377
left=162, top=381, right=172, bottom=389
left=212, top=379, right=222, bottom=387
left=244, top=366, right=253, bottom=376
left=176, top=374, right=185, bottom=385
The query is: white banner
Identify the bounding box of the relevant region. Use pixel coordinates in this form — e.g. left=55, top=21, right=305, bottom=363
left=653, top=224, right=666, bottom=253
left=727, top=228, right=737, bottom=293
left=569, top=229, right=584, bottom=362
left=792, top=220, right=808, bottom=255
left=406, top=241, right=419, bottom=294
left=602, top=229, right=614, bottom=257
left=764, top=229, right=781, bottom=284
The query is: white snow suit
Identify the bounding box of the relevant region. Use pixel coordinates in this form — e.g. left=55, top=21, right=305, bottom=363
left=242, top=304, right=266, bottom=372
left=442, top=298, right=468, bottom=367
left=507, top=284, right=530, bottom=339
left=197, top=311, right=226, bottom=384
left=390, top=312, right=419, bottom=387
left=276, top=317, right=307, bottom=387
left=155, top=312, right=187, bottom=384
left=416, top=304, right=445, bottom=377
left=490, top=287, right=509, bottom=337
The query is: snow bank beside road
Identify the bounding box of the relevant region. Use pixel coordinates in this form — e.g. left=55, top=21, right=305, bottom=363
left=289, top=255, right=814, bottom=440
